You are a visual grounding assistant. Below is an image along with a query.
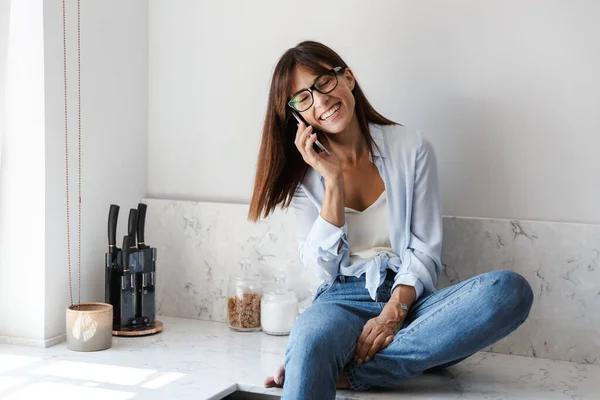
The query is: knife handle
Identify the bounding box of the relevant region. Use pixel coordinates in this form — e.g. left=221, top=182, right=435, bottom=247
left=122, top=235, right=131, bottom=271
left=127, top=209, right=138, bottom=247
left=108, top=205, right=120, bottom=266
left=137, top=203, right=147, bottom=248
left=108, top=205, right=119, bottom=247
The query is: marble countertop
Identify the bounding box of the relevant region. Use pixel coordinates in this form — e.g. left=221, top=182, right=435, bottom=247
left=0, top=316, right=598, bottom=400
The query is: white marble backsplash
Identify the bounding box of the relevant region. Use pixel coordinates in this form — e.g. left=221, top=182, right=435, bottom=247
left=143, top=199, right=600, bottom=366
left=439, top=217, right=600, bottom=366
left=143, top=199, right=320, bottom=324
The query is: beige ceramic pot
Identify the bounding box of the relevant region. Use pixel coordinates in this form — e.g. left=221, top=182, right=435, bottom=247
left=66, top=302, right=113, bottom=351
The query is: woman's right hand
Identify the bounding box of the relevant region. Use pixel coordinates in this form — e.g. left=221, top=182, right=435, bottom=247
left=294, top=122, right=342, bottom=183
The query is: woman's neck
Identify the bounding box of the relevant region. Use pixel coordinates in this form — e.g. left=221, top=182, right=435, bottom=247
left=326, top=115, right=369, bottom=167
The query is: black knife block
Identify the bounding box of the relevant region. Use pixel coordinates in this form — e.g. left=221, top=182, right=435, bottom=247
left=105, top=247, right=157, bottom=331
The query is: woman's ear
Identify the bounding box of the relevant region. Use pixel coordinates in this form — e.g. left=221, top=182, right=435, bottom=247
left=344, top=68, right=356, bottom=91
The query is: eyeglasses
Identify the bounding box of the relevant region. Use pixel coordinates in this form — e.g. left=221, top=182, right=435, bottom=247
left=287, top=66, right=346, bottom=112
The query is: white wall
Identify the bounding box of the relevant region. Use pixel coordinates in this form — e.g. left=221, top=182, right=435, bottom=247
left=0, top=0, right=9, bottom=165
left=0, top=0, right=148, bottom=345
left=0, top=0, right=46, bottom=342
left=148, top=0, right=600, bottom=224
left=43, top=0, right=148, bottom=341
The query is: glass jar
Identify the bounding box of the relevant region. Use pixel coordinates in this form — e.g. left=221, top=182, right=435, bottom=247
left=298, top=286, right=316, bottom=315
left=227, top=260, right=262, bottom=332
left=261, top=273, right=298, bottom=336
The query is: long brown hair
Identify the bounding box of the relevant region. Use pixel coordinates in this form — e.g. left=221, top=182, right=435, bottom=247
left=247, top=41, right=397, bottom=222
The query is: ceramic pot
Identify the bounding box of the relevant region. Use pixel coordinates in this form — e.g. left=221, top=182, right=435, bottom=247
left=66, top=302, right=113, bottom=351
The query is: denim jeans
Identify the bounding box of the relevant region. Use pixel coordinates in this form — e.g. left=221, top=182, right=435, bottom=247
left=281, top=269, right=534, bottom=399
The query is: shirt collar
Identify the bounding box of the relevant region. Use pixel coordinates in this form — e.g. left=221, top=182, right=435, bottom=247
left=369, top=123, right=387, bottom=160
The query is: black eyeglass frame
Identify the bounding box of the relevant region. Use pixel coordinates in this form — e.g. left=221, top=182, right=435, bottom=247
left=287, top=66, right=346, bottom=112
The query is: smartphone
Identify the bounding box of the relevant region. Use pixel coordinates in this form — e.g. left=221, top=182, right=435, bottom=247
left=289, top=109, right=332, bottom=156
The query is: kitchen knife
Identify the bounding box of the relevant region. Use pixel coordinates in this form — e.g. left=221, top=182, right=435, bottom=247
left=120, top=234, right=137, bottom=327
left=127, top=209, right=138, bottom=249
left=137, top=203, right=148, bottom=249
left=122, top=235, right=131, bottom=272
left=108, top=204, right=120, bottom=265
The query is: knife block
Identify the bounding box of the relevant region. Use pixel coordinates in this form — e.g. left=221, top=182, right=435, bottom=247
left=105, top=247, right=161, bottom=335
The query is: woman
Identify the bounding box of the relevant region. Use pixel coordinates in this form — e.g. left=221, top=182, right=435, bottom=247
left=248, top=41, right=533, bottom=399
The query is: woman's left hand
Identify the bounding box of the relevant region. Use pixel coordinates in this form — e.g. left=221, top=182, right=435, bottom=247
left=354, top=303, right=408, bottom=364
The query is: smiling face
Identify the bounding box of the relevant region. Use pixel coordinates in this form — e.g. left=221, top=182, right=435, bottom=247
left=289, top=65, right=356, bottom=134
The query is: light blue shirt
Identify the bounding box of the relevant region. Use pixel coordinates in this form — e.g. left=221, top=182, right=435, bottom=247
left=290, top=123, right=443, bottom=301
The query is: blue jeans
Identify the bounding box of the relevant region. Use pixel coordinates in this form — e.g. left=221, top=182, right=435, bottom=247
left=282, top=269, right=534, bottom=399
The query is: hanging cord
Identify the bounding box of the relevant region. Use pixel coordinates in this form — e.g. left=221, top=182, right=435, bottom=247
left=62, top=0, right=82, bottom=309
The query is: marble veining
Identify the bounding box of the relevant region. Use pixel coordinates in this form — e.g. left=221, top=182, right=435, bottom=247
left=0, top=316, right=598, bottom=399
left=439, top=217, right=600, bottom=366
left=145, top=199, right=320, bottom=324
left=143, top=199, right=600, bottom=366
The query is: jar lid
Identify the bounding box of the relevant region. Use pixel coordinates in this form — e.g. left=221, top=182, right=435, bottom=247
left=263, top=290, right=297, bottom=303
left=263, top=273, right=297, bottom=302
left=231, top=260, right=262, bottom=284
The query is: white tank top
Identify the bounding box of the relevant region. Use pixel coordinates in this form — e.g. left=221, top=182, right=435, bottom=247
left=345, top=190, right=395, bottom=264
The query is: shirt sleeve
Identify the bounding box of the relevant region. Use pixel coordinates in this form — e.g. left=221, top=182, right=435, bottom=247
left=290, top=184, right=349, bottom=281
left=392, top=134, right=443, bottom=300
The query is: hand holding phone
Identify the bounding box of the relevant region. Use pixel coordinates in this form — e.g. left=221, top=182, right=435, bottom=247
left=292, top=114, right=343, bottom=183
left=290, top=110, right=331, bottom=156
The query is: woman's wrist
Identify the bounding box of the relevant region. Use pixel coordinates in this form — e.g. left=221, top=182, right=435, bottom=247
left=390, top=284, right=416, bottom=309
left=324, top=173, right=343, bottom=188
left=381, top=301, right=408, bottom=326
left=387, top=300, right=409, bottom=312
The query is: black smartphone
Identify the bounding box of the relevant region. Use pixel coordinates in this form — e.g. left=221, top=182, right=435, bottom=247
left=289, top=109, right=331, bottom=156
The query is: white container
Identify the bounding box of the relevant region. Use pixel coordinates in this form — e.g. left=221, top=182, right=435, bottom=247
left=260, top=275, right=298, bottom=336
